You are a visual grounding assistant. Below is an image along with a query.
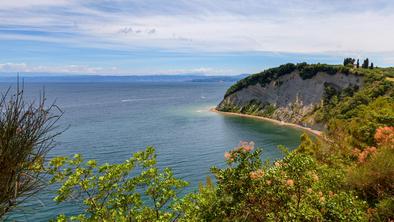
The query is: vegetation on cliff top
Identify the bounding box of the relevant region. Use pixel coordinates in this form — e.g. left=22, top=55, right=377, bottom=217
left=224, top=62, right=389, bottom=98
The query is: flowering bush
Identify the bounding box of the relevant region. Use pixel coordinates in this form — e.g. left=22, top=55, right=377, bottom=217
left=179, top=140, right=367, bottom=221
left=374, top=126, right=394, bottom=148
left=347, top=126, right=394, bottom=211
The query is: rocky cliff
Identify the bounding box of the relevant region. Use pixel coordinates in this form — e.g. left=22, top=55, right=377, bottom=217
left=217, top=64, right=364, bottom=130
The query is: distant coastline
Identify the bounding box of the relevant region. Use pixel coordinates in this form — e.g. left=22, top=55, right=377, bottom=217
left=210, top=108, right=323, bottom=137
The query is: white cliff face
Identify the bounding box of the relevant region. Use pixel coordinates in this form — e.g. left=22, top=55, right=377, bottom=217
left=218, top=71, right=363, bottom=128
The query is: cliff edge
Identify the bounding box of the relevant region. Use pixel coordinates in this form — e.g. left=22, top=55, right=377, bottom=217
left=217, top=63, right=364, bottom=130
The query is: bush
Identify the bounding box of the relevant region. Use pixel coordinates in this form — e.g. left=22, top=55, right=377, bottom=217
left=48, top=147, right=188, bottom=221
left=179, top=141, right=367, bottom=221
left=0, top=86, right=62, bottom=217
left=299, top=64, right=350, bottom=80
left=347, top=126, right=394, bottom=204
left=372, top=197, right=394, bottom=221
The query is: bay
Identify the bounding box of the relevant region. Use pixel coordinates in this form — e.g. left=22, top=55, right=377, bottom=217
left=1, top=82, right=303, bottom=221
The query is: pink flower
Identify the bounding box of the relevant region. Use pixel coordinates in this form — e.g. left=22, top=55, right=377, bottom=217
left=374, top=126, right=394, bottom=146
left=249, top=169, right=264, bottom=180
left=239, top=141, right=255, bottom=152
left=366, top=146, right=377, bottom=154
left=224, top=152, right=235, bottom=163
left=266, top=180, right=272, bottom=185
left=357, top=147, right=377, bottom=163
left=351, top=148, right=361, bottom=157
left=224, top=152, right=231, bottom=160
left=286, top=179, right=294, bottom=186
left=274, top=161, right=281, bottom=167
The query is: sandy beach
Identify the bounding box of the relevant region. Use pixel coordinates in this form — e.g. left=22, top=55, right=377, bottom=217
left=210, top=108, right=323, bottom=137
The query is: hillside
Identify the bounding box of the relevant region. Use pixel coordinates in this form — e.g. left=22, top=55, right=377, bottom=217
left=217, top=63, right=393, bottom=131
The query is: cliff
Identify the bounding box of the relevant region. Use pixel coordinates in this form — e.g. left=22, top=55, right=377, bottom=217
left=217, top=63, right=364, bottom=130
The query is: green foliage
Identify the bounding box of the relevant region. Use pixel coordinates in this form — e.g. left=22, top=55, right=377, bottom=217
left=316, top=83, right=360, bottom=123
left=295, top=133, right=320, bottom=156
left=362, top=58, right=369, bottom=68
left=224, top=63, right=298, bottom=97
left=343, top=58, right=355, bottom=66
left=218, top=99, right=277, bottom=118
left=298, top=64, right=351, bottom=80
left=224, top=63, right=355, bottom=97
left=179, top=141, right=367, bottom=221
left=372, top=197, right=394, bottom=221
left=347, top=147, right=394, bottom=203
left=45, top=63, right=393, bottom=221
left=315, top=71, right=394, bottom=147
left=48, top=147, right=188, bottom=221
left=346, top=97, right=394, bottom=146
left=2, top=62, right=391, bottom=221
left=216, top=100, right=241, bottom=113
left=239, top=99, right=263, bottom=115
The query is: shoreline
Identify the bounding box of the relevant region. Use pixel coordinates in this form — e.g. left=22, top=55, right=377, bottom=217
left=210, top=108, right=323, bottom=137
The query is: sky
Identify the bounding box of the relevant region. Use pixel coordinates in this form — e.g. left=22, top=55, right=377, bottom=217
left=0, top=0, right=394, bottom=76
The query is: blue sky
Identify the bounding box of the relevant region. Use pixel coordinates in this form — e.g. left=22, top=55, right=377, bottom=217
left=0, top=0, right=393, bottom=75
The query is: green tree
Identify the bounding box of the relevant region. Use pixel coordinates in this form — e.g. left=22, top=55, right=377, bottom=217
left=362, top=58, right=369, bottom=68
left=343, top=58, right=355, bottom=66
left=48, top=147, right=188, bottom=221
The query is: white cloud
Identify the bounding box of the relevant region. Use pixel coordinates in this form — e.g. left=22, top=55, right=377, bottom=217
left=0, top=0, right=70, bottom=8
left=0, top=63, right=118, bottom=75
left=0, top=1, right=394, bottom=54
left=0, top=63, right=231, bottom=75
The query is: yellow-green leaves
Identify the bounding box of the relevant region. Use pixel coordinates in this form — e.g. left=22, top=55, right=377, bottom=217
left=48, top=147, right=188, bottom=221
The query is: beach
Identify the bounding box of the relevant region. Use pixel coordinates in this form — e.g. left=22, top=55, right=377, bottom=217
left=210, top=108, right=323, bottom=137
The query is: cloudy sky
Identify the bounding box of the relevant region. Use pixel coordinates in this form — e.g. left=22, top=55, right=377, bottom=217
left=0, top=0, right=393, bottom=75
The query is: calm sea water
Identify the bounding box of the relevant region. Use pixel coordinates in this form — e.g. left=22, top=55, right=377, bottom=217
left=2, top=82, right=303, bottom=221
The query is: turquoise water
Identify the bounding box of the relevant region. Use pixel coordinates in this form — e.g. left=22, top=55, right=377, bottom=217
left=2, top=82, right=303, bottom=221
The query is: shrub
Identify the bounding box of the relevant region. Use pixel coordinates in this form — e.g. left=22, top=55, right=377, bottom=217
left=343, top=58, right=355, bottom=66
left=299, top=64, right=350, bottom=80
left=48, top=147, right=188, bottom=221
left=347, top=147, right=394, bottom=202
left=372, top=197, right=394, bottom=221
left=0, top=86, right=62, bottom=218
left=179, top=141, right=367, bottom=221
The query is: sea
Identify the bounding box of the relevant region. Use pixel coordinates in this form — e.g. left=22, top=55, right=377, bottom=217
left=1, top=81, right=303, bottom=221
